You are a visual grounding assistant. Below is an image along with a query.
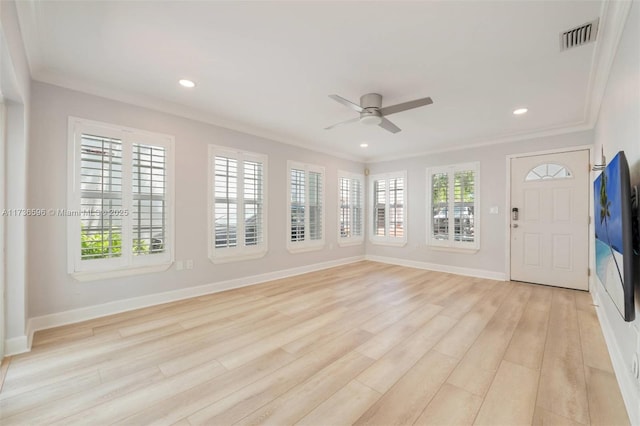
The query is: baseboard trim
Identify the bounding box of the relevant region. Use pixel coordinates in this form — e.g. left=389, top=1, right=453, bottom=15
left=26, top=255, right=366, bottom=347
left=591, top=290, right=640, bottom=425
left=4, top=335, right=29, bottom=356
left=365, top=255, right=507, bottom=281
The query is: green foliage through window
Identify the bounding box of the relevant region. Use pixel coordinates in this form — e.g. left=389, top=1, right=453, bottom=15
left=81, top=228, right=150, bottom=260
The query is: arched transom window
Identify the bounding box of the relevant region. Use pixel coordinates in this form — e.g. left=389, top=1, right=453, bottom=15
left=525, top=163, right=572, bottom=181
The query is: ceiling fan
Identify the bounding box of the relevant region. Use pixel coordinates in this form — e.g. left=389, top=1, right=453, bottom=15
left=325, top=93, right=433, bottom=134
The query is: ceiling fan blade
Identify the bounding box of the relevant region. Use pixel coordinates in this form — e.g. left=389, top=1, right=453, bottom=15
left=380, top=97, right=433, bottom=116
left=379, top=117, right=401, bottom=134
left=329, top=94, right=364, bottom=113
left=324, top=116, right=360, bottom=130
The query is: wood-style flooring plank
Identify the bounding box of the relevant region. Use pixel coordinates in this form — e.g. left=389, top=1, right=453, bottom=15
left=295, top=380, right=381, bottom=426
left=446, top=284, right=531, bottom=396
left=354, top=350, right=457, bottom=426
left=536, top=289, right=590, bottom=425
left=434, top=281, right=514, bottom=359
left=355, top=302, right=443, bottom=360
left=188, top=328, right=373, bottom=425
left=503, top=284, right=552, bottom=370
left=473, top=360, right=540, bottom=425
left=584, top=366, right=630, bottom=426
left=357, top=315, right=456, bottom=394
left=532, top=406, right=587, bottom=426
left=233, top=351, right=375, bottom=426
left=415, top=383, right=483, bottom=426
left=120, top=349, right=297, bottom=426
left=1, top=261, right=629, bottom=425
left=2, top=367, right=164, bottom=425
left=577, top=307, right=614, bottom=373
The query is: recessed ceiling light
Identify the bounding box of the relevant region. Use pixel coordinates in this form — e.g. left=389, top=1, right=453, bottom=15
left=360, top=143, right=369, bottom=148
left=179, top=79, right=196, bottom=88
left=513, top=108, right=528, bottom=115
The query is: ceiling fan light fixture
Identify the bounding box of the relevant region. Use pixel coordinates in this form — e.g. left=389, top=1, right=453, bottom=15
left=360, top=115, right=383, bottom=126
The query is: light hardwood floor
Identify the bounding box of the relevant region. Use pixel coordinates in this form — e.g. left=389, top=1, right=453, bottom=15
left=0, top=261, right=630, bottom=425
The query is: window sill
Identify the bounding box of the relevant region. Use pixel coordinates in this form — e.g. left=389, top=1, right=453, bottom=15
left=209, top=250, right=267, bottom=264
left=287, top=242, right=325, bottom=254
left=370, top=239, right=407, bottom=248
left=427, top=244, right=480, bottom=254
left=71, top=263, right=173, bottom=282
left=337, top=239, right=364, bottom=248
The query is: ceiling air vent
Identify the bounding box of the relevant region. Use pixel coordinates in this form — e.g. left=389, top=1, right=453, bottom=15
left=560, top=19, right=599, bottom=51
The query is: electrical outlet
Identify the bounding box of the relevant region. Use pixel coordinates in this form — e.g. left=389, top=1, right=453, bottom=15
left=186, top=259, right=194, bottom=270
left=176, top=260, right=183, bottom=271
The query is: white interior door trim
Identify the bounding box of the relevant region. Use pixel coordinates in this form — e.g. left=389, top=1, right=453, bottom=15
left=504, top=145, right=594, bottom=285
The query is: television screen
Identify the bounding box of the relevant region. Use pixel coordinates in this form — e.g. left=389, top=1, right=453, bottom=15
left=594, top=151, right=635, bottom=322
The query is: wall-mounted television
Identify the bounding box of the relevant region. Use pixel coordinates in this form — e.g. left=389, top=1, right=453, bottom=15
left=594, top=151, right=635, bottom=322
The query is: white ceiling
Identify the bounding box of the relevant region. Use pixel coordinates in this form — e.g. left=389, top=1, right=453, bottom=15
left=17, top=1, right=615, bottom=162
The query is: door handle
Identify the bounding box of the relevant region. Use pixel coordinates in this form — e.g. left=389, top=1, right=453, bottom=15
left=512, top=224, right=519, bottom=228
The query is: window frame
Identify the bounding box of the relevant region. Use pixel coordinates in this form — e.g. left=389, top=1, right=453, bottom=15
left=67, top=117, right=175, bottom=281
left=368, top=171, right=408, bottom=247
left=286, top=160, right=325, bottom=253
left=337, top=170, right=365, bottom=247
left=208, top=145, right=268, bottom=263
left=426, top=161, right=480, bottom=251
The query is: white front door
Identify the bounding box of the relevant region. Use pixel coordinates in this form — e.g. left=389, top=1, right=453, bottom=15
left=510, top=150, right=590, bottom=290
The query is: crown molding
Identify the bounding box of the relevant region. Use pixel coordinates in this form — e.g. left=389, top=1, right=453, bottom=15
left=364, top=122, right=593, bottom=164
left=584, top=0, right=634, bottom=126
left=32, top=69, right=364, bottom=164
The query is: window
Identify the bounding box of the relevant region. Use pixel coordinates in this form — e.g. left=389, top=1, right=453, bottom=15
left=338, top=171, right=364, bottom=246
left=525, top=163, right=572, bottom=181
left=427, top=162, right=480, bottom=250
left=369, top=171, right=407, bottom=246
left=287, top=161, right=324, bottom=252
left=208, top=146, right=267, bottom=263
left=68, top=118, right=174, bottom=279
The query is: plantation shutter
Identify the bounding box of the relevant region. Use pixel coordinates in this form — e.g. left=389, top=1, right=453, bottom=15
left=339, top=175, right=363, bottom=241
left=308, top=171, right=323, bottom=241
left=80, top=134, right=124, bottom=260
left=339, top=177, right=351, bottom=237
left=132, top=143, right=167, bottom=255
left=209, top=146, right=267, bottom=262
left=214, top=156, right=238, bottom=248
left=290, top=168, right=305, bottom=242
left=427, top=163, right=479, bottom=249
left=389, top=177, right=404, bottom=238
left=373, top=179, right=386, bottom=236
left=242, top=160, right=263, bottom=246
left=352, top=178, right=363, bottom=237
left=454, top=170, right=475, bottom=242
left=431, top=172, right=449, bottom=241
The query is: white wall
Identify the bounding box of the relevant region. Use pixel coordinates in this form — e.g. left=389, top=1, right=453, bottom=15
left=27, top=81, right=365, bottom=318
left=591, top=2, right=640, bottom=423
left=365, top=130, right=593, bottom=277
left=1, top=0, right=31, bottom=353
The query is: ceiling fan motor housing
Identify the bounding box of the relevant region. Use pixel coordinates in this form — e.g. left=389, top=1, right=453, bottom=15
left=360, top=93, right=382, bottom=109
left=360, top=93, right=383, bottom=125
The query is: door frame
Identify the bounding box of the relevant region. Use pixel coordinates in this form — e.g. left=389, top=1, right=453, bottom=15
left=504, top=145, right=594, bottom=288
